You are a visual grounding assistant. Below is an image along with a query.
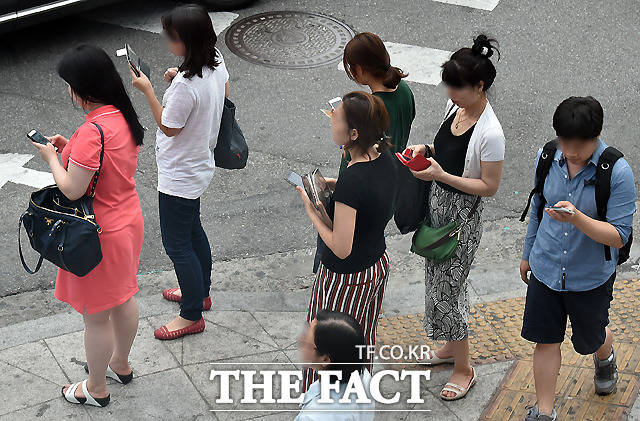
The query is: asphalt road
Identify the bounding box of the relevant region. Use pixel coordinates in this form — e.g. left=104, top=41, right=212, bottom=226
left=1, top=0, right=639, bottom=296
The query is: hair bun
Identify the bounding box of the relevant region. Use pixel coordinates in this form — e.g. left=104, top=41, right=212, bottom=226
left=471, top=34, right=496, bottom=59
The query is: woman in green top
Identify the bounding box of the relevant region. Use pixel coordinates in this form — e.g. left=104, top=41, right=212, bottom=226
left=340, top=32, right=416, bottom=173
left=312, top=32, right=417, bottom=274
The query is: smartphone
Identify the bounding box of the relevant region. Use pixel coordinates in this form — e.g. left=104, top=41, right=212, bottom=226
left=329, top=97, right=342, bottom=111
left=27, top=130, right=49, bottom=146
left=547, top=207, right=575, bottom=215
left=286, top=171, right=304, bottom=188
left=125, top=44, right=150, bottom=78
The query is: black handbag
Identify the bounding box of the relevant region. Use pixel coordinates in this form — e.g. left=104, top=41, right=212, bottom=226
left=214, top=97, right=248, bottom=169
left=393, top=147, right=432, bottom=234
left=18, top=122, right=105, bottom=277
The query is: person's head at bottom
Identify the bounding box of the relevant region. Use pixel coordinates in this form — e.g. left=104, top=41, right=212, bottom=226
left=297, top=310, right=373, bottom=420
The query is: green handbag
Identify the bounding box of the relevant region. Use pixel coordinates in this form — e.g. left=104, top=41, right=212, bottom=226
left=411, top=196, right=481, bottom=262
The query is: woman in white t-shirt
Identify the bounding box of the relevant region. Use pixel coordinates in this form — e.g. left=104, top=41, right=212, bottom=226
left=131, top=4, right=229, bottom=340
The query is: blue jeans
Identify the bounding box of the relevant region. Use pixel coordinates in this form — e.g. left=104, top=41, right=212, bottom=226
left=159, top=192, right=212, bottom=321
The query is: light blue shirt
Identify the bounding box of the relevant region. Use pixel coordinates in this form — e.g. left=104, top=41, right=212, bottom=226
left=295, top=369, right=374, bottom=421
left=522, top=140, right=636, bottom=292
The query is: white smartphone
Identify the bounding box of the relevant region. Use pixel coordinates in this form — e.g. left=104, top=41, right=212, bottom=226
left=547, top=207, right=575, bottom=215
left=286, top=172, right=303, bottom=188
left=328, top=97, right=342, bottom=110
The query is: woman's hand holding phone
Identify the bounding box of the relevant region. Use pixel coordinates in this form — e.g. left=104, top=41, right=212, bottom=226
left=411, top=157, right=445, bottom=182
left=406, top=144, right=427, bottom=158
left=324, top=177, right=337, bottom=190
left=32, top=140, right=58, bottom=164
left=130, top=66, right=153, bottom=95
left=296, top=185, right=333, bottom=229
left=46, top=134, right=68, bottom=152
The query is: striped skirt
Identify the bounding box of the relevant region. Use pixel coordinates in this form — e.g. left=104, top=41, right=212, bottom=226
left=302, top=252, right=390, bottom=392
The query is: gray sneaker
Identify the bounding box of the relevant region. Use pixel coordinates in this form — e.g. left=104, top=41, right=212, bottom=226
left=594, top=347, right=618, bottom=395
left=524, top=405, right=557, bottom=421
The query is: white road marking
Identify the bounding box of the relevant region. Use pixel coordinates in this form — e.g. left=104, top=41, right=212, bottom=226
left=0, top=154, right=54, bottom=189
left=432, top=0, right=500, bottom=11
left=84, top=3, right=238, bottom=36
left=338, top=42, right=452, bottom=86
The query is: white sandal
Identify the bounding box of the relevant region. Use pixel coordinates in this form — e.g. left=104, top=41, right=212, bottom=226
left=420, top=350, right=455, bottom=365
left=440, top=367, right=477, bottom=401
left=62, top=379, right=110, bottom=407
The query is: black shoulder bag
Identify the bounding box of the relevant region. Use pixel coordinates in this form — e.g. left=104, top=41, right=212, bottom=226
left=393, top=103, right=456, bottom=234
left=214, top=98, right=248, bottom=169
left=18, top=122, right=105, bottom=277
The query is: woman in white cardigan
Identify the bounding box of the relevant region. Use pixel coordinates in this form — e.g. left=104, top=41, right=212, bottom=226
left=408, top=34, right=505, bottom=402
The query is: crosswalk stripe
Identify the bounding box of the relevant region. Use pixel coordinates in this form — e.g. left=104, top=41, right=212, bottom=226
left=0, top=154, right=54, bottom=189
left=338, top=42, right=452, bottom=86
left=432, top=0, right=500, bottom=11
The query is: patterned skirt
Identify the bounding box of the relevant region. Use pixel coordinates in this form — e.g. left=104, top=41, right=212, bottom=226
left=423, top=182, right=483, bottom=341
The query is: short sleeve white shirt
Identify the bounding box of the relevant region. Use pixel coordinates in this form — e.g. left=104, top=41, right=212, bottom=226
left=155, top=51, right=229, bottom=199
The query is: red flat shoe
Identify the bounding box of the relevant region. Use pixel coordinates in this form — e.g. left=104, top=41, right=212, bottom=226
left=202, top=296, right=212, bottom=311
left=154, top=318, right=205, bottom=340
left=162, top=288, right=212, bottom=311
left=162, top=288, right=182, bottom=303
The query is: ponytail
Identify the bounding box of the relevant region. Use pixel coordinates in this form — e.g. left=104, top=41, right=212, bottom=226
left=377, top=133, right=392, bottom=153
left=382, top=66, right=405, bottom=89
left=343, top=32, right=408, bottom=89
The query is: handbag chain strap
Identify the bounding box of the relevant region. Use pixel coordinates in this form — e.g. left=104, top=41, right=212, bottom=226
left=88, top=123, right=105, bottom=198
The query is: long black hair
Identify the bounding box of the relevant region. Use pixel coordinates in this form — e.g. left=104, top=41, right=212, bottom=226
left=57, top=45, right=145, bottom=146
left=162, top=4, right=220, bottom=79
left=441, top=34, right=500, bottom=91
left=313, top=310, right=366, bottom=384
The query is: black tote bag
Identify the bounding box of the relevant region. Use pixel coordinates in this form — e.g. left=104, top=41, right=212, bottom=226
left=214, top=98, right=248, bottom=169
left=393, top=160, right=431, bottom=234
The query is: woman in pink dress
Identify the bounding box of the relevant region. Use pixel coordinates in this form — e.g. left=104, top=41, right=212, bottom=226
left=32, top=45, right=145, bottom=408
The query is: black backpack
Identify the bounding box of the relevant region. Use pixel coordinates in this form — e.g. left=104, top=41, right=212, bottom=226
left=520, top=139, right=633, bottom=265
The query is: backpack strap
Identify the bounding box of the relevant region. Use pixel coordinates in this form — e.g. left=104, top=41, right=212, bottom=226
left=595, top=146, right=624, bottom=261
left=520, top=140, right=558, bottom=222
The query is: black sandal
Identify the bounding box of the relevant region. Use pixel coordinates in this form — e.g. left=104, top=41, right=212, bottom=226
left=84, top=364, right=134, bottom=385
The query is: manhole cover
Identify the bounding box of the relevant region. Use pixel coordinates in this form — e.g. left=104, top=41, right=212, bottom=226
left=225, top=11, right=355, bottom=69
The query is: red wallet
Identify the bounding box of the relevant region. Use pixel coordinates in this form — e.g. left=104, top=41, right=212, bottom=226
left=395, top=148, right=431, bottom=171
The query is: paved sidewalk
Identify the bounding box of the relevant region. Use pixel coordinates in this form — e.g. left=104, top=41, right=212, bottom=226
left=1, top=232, right=639, bottom=420
left=0, top=290, right=513, bottom=421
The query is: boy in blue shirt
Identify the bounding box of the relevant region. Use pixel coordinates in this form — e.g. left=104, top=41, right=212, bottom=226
left=520, top=97, right=636, bottom=421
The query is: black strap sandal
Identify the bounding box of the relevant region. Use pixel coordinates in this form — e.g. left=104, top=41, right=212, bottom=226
left=62, top=380, right=110, bottom=407
left=84, top=363, right=134, bottom=385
